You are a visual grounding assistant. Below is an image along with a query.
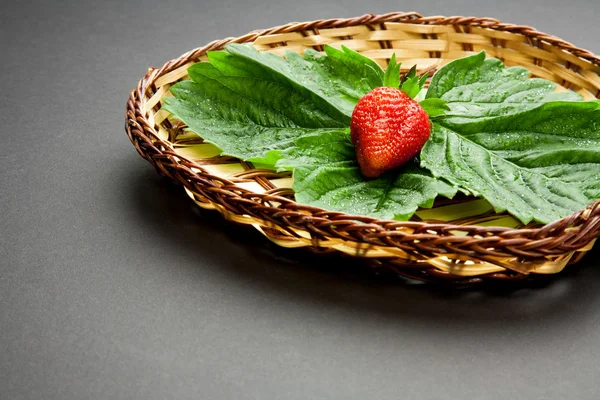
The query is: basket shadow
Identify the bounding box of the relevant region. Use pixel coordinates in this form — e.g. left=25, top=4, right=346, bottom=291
left=124, top=162, right=600, bottom=325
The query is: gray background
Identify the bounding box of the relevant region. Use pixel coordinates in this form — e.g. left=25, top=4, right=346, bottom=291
left=2, top=0, right=600, bottom=399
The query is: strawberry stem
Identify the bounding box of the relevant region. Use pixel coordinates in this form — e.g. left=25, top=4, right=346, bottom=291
left=383, top=54, right=401, bottom=88
left=399, top=65, right=427, bottom=99
left=419, top=98, right=450, bottom=118
left=383, top=56, right=445, bottom=117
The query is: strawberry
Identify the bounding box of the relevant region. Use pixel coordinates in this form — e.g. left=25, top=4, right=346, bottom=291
left=351, top=87, right=430, bottom=178
left=350, top=57, right=447, bottom=178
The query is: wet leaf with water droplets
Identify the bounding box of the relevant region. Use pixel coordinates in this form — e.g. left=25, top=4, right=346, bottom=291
left=426, top=52, right=583, bottom=124
left=423, top=101, right=600, bottom=224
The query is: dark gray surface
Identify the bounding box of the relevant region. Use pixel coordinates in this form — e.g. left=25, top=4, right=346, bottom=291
left=2, top=0, right=600, bottom=398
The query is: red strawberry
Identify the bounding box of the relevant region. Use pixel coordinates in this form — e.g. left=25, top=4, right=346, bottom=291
left=350, top=86, right=431, bottom=178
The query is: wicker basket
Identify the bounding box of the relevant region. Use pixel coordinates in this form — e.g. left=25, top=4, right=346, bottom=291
left=125, top=12, right=600, bottom=285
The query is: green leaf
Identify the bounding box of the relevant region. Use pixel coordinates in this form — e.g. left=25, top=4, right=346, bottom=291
left=163, top=64, right=346, bottom=164
left=222, top=43, right=383, bottom=120
left=163, top=43, right=384, bottom=165
left=274, top=130, right=457, bottom=220
left=422, top=101, right=600, bottom=224
left=328, top=44, right=384, bottom=85
left=329, top=45, right=384, bottom=85
left=426, top=51, right=583, bottom=124
left=419, top=98, right=450, bottom=117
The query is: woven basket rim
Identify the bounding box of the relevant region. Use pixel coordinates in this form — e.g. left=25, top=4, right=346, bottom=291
left=125, top=12, right=600, bottom=284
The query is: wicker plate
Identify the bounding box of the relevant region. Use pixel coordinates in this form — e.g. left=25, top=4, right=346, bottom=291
left=125, top=12, right=600, bottom=285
